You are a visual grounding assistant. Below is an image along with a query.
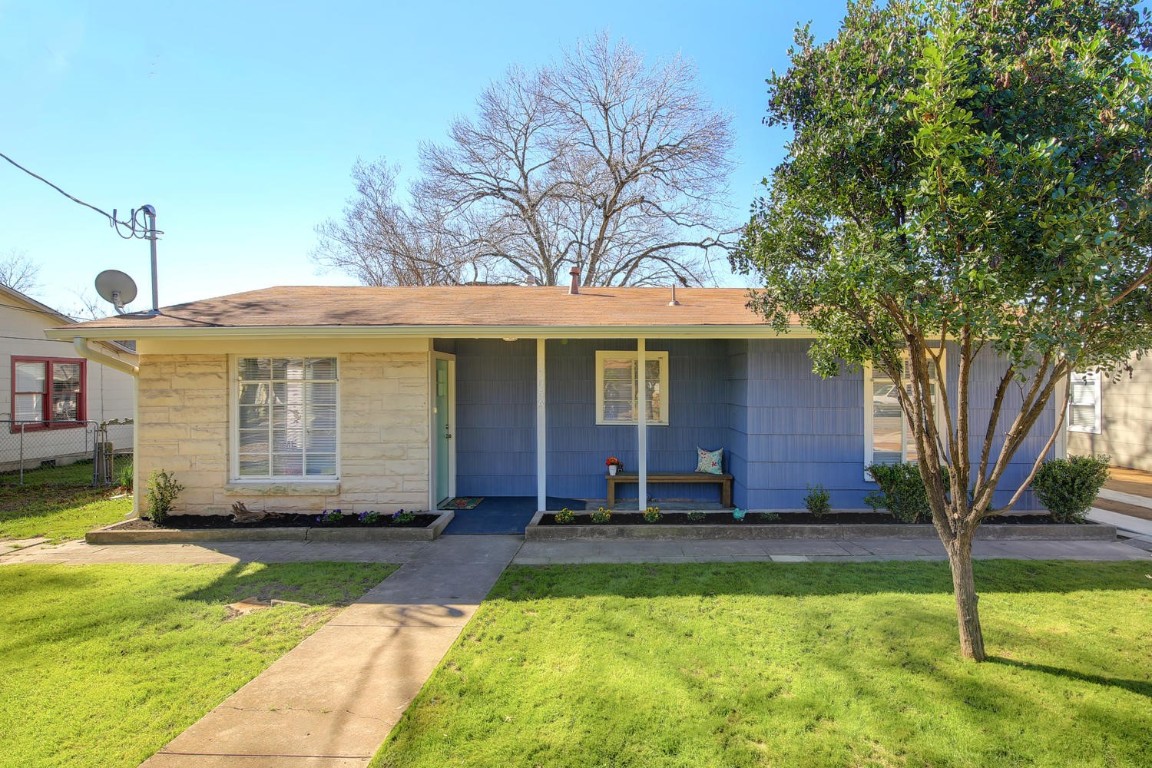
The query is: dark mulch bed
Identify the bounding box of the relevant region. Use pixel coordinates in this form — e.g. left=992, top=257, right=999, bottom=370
left=539, top=511, right=1069, bottom=526
left=117, top=513, right=441, bottom=530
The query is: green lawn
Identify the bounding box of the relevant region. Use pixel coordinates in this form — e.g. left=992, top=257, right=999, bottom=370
left=374, top=561, right=1152, bottom=768
left=0, top=460, right=134, bottom=542
left=0, top=562, right=397, bottom=768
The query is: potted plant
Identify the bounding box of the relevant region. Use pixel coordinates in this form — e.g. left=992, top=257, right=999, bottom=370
left=605, top=456, right=622, bottom=476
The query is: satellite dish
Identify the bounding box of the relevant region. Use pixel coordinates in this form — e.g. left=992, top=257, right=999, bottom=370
left=94, top=270, right=138, bottom=315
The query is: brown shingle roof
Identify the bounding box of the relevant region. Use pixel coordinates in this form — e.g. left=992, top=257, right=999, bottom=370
left=65, top=286, right=783, bottom=332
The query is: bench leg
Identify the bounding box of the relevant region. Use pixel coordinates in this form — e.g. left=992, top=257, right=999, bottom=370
left=722, top=480, right=732, bottom=508
left=607, top=479, right=616, bottom=508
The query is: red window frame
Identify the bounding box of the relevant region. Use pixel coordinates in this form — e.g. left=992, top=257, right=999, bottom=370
left=10, top=356, right=87, bottom=432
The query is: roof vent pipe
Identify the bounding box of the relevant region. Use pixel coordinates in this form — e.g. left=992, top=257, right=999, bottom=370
left=568, top=267, right=581, bottom=295
left=668, top=284, right=680, bottom=306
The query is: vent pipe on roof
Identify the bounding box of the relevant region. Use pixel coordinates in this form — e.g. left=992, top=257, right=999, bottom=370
left=668, top=285, right=680, bottom=306
left=568, top=267, right=581, bottom=295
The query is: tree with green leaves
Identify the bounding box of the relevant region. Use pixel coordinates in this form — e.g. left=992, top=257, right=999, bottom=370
left=733, top=0, right=1152, bottom=660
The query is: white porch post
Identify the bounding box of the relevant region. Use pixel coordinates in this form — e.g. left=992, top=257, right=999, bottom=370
left=536, top=337, right=547, bottom=511
left=637, top=337, right=647, bottom=511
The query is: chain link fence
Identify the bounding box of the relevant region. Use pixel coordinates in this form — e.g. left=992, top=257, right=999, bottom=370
left=0, top=419, right=134, bottom=486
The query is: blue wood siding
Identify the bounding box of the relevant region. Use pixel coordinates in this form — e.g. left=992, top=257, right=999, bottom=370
left=739, top=340, right=867, bottom=509
left=449, top=336, right=1052, bottom=510
left=737, top=339, right=1047, bottom=510
left=726, top=340, right=750, bottom=508
left=453, top=339, right=537, bottom=496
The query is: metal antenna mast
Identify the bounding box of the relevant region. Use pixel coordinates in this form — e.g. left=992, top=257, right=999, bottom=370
left=140, top=205, right=159, bottom=313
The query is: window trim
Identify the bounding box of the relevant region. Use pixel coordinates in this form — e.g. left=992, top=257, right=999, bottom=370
left=594, top=350, right=669, bottom=426
left=229, top=356, right=341, bottom=483
left=1067, top=371, right=1101, bottom=435
left=863, top=350, right=946, bottom=479
left=10, top=356, right=87, bottom=432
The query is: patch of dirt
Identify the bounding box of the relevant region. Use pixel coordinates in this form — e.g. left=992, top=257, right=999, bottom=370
left=539, top=511, right=1068, bottom=526
left=116, top=513, right=441, bottom=530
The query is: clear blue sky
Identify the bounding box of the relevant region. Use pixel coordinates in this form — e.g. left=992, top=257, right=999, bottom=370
left=0, top=1, right=861, bottom=315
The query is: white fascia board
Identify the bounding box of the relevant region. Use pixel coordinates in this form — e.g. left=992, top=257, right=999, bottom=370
left=47, top=324, right=819, bottom=342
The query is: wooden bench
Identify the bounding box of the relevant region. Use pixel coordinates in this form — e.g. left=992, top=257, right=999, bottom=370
left=606, top=472, right=734, bottom=508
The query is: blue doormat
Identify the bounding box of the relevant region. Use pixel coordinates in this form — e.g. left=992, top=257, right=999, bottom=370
left=441, top=496, right=586, bottom=535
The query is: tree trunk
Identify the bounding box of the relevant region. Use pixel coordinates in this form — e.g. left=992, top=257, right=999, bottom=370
left=946, top=535, right=986, bottom=661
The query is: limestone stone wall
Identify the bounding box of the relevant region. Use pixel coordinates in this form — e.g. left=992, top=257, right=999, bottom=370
left=135, top=349, right=430, bottom=516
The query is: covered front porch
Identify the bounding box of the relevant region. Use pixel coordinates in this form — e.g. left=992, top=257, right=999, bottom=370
left=431, top=336, right=754, bottom=519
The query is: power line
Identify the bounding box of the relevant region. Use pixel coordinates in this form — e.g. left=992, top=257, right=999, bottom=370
left=0, top=151, right=159, bottom=240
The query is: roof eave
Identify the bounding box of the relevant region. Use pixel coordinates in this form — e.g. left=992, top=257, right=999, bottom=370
left=46, top=323, right=817, bottom=341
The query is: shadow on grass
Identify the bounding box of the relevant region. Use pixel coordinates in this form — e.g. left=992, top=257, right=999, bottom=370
left=491, top=560, right=1152, bottom=600
left=177, top=560, right=398, bottom=607
left=988, top=656, right=1152, bottom=698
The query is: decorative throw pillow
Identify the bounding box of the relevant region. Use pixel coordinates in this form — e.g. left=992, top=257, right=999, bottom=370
left=696, top=446, right=723, bottom=475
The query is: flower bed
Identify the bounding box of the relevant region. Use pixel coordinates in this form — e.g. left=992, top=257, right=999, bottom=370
left=525, top=510, right=1118, bottom=541
left=86, top=510, right=454, bottom=543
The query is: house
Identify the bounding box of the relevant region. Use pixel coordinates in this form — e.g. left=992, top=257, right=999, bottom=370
left=0, top=284, right=136, bottom=471
left=48, top=282, right=1059, bottom=517
left=1066, top=355, right=1152, bottom=472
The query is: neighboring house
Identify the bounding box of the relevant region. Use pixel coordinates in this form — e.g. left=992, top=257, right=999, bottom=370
left=0, top=285, right=136, bottom=470
left=1066, top=355, right=1152, bottom=472
left=50, top=283, right=1058, bottom=516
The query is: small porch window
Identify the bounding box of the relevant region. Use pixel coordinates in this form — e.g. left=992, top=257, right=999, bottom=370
left=595, top=351, right=668, bottom=425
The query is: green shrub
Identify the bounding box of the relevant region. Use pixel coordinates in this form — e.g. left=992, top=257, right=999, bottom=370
left=590, top=506, right=612, bottom=524
left=643, top=505, right=662, bottom=523
left=1032, top=455, right=1110, bottom=523
left=686, top=510, right=706, bottom=522
left=866, top=462, right=942, bottom=523
left=116, top=457, right=134, bottom=490
left=804, top=484, right=831, bottom=518
left=392, top=509, right=416, bottom=524
left=145, top=469, right=184, bottom=524
left=555, top=507, right=576, bottom=524
left=863, top=491, right=885, bottom=514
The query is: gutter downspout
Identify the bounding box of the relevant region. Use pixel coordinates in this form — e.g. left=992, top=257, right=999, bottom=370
left=72, top=337, right=139, bottom=377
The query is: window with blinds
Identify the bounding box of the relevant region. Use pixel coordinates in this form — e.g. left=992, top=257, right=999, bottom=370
left=234, top=357, right=338, bottom=479
left=11, top=357, right=85, bottom=430
left=1067, top=371, right=1101, bottom=434
left=594, top=351, right=668, bottom=425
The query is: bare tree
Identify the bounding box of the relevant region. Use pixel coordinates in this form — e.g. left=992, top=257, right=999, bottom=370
left=68, top=290, right=106, bottom=320
left=313, top=160, right=479, bottom=285
left=314, top=34, right=736, bottom=287
left=0, top=250, right=41, bottom=295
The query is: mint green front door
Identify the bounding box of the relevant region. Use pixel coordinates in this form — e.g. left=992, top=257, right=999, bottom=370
left=434, top=358, right=454, bottom=504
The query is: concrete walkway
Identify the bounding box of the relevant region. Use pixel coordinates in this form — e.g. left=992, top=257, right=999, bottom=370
left=139, top=535, right=522, bottom=768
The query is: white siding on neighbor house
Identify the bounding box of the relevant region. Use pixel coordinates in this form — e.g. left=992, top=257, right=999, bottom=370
left=134, top=338, right=431, bottom=517
left=1067, top=354, right=1152, bottom=472
left=0, top=300, right=135, bottom=467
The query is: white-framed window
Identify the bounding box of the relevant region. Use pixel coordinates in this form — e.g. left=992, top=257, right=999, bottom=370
left=1067, top=371, right=1101, bottom=434
left=595, top=350, right=669, bottom=425
left=864, top=350, right=945, bottom=474
left=233, top=357, right=338, bottom=480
